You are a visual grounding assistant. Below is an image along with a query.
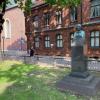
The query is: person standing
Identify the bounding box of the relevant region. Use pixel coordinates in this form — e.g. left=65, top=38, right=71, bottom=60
left=30, top=47, right=34, bottom=57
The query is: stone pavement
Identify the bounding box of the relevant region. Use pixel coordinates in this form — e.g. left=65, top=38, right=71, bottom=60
left=0, top=55, right=100, bottom=71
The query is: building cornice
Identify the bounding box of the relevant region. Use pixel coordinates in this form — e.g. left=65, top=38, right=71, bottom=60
left=32, top=3, right=48, bottom=10
left=33, top=20, right=100, bottom=33
left=6, top=5, right=18, bottom=11
left=83, top=20, right=100, bottom=26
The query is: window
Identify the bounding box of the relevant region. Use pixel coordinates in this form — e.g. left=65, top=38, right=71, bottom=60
left=56, top=10, right=62, bottom=25
left=70, top=7, right=77, bottom=22
left=90, top=0, right=100, bottom=18
left=33, top=15, right=39, bottom=28
left=4, top=19, right=11, bottom=39
left=44, top=35, right=50, bottom=48
left=56, top=34, right=63, bottom=48
left=34, top=36, right=39, bottom=48
left=44, top=13, right=50, bottom=26
left=90, top=31, right=100, bottom=47
left=70, top=33, right=74, bottom=47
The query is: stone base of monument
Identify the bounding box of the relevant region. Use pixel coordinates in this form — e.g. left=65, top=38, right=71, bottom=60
left=70, top=71, right=89, bottom=78
left=57, top=75, right=100, bottom=96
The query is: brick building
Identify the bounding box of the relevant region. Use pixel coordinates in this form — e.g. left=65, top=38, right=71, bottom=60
left=26, top=0, right=100, bottom=58
left=1, top=0, right=27, bottom=55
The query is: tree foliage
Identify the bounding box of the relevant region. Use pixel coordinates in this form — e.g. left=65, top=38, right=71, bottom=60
left=0, top=0, right=81, bottom=13
left=15, top=0, right=33, bottom=12
left=45, top=0, right=81, bottom=7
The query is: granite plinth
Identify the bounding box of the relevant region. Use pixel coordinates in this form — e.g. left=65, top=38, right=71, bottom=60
left=57, top=75, right=100, bottom=96
left=70, top=71, right=89, bottom=78
left=71, top=46, right=89, bottom=78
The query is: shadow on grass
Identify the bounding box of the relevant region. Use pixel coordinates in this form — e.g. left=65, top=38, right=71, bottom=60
left=0, top=61, right=99, bottom=100
left=0, top=61, right=73, bottom=100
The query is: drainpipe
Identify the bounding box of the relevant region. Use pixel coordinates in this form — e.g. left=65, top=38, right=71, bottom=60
left=80, top=0, right=83, bottom=25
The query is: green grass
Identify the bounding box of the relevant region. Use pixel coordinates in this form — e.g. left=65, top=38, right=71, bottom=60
left=0, top=60, right=99, bottom=100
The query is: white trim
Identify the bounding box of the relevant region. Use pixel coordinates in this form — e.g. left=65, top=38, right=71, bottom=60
left=3, top=18, right=11, bottom=39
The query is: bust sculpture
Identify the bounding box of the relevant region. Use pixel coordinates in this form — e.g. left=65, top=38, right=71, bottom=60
left=73, top=24, right=85, bottom=46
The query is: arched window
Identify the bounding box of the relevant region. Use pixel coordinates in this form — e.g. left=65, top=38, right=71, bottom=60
left=70, top=7, right=77, bottom=22
left=4, top=19, right=11, bottom=39
left=44, top=35, right=50, bottom=48
left=56, top=10, right=62, bottom=25
left=44, top=12, right=50, bottom=26
left=56, top=34, right=63, bottom=48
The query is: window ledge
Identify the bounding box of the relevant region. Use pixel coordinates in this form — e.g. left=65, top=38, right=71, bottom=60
left=90, top=47, right=100, bottom=49
left=56, top=47, right=63, bottom=49
left=45, top=47, right=51, bottom=49
left=90, top=16, right=100, bottom=20
left=5, top=37, right=11, bottom=39
left=70, top=20, right=78, bottom=24
left=56, top=24, right=62, bottom=28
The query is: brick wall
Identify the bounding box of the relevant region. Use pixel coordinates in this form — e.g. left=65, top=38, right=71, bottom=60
left=26, top=0, right=100, bottom=57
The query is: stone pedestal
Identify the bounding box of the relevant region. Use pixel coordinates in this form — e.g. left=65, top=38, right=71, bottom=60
left=57, top=75, right=100, bottom=96
left=70, top=46, right=89, bottom=78
left=57, top=46, right=100, bottom=96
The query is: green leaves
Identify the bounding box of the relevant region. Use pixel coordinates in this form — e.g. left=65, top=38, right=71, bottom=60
left=0, top=0, right=81, bottom=13
left=24, top=0, right=33, bottom=13
left=45, top=0, right=56, bottom=5
left=45, top=0, right=81, bottom=7
left=14, top=0, right=34, bottom=13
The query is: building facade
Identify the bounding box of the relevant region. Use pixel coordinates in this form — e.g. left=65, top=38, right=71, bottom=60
left=1, top=0, right=27, bottom=55
left=26, top=0, right=100, bottom=58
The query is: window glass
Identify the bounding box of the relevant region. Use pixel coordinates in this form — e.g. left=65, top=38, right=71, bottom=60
left=56, top=34, right=63, bottom=47
left=45, top=36, right=50, bottom=48
left=70, top=7, right=77, bottom=22
left=90, top=0, right=100, bottom=18
left=35, top=37, right=39, bottom=48
left=33, top=15, right=39, bottom=28
left=91, top=38, right=94, bottom=47
left=90, top=31, right=100, bottom=47
left=95, top=37, right=99, bottom=46
left=95, top=31, right=99, bottom=36
left=44, top=13, right=50, bottom=26
left=56, top=10, right=62, bottom=25
left=70, top=33, right=74, bottom=47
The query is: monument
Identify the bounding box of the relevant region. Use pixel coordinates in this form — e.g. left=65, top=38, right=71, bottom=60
left=57, top=24, right=100, bottom=96
left=70, top=24, right=89, bottom=78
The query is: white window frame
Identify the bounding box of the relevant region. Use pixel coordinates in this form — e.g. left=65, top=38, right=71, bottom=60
left=56, top=10, right=62, bottom=25
left=90, top=31, right=100, bottom=48
left=90, top=0, right=100, bottom=18
left=33, top=15, right=39, bottom=28
left=70, top=33, right=75, bottom=47
left=34, top=36, right=39, bottom=48
left=3, top=18, right=11, bottom=39
left=56, top=34, right=63, bottom=48
left=44, top=13, right=50, bottom=26
left=45, top=35, right=50, bottom=48
left=70, top=7, right=77, bottom=22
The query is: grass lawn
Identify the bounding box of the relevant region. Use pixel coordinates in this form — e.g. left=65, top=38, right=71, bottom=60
left=0, top=60, right=100, bottom=100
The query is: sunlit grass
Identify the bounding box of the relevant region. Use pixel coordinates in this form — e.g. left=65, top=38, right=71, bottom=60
left=0, top=60, right=99, bottom=100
